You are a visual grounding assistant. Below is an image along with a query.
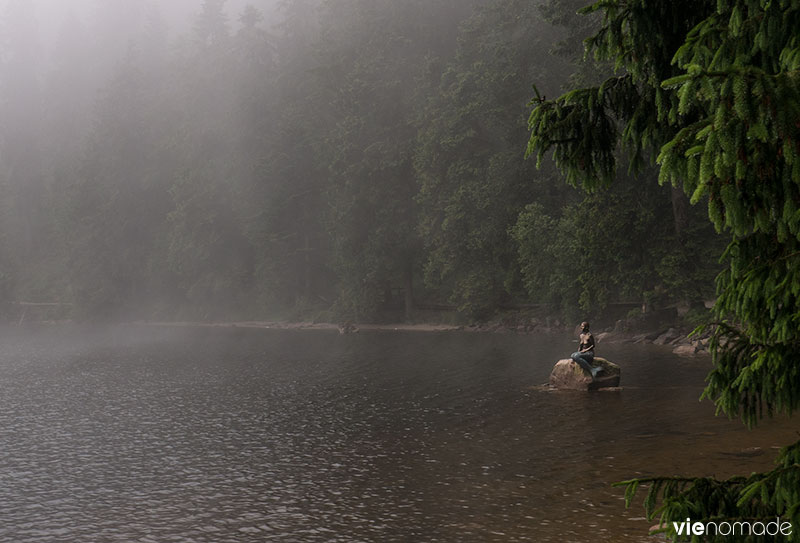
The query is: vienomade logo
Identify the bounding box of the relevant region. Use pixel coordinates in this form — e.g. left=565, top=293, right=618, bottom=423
left=671, top=518, right=793, bottom=537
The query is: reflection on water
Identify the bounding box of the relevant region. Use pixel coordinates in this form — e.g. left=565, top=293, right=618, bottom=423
left=0, top=325, right=795, bottom=542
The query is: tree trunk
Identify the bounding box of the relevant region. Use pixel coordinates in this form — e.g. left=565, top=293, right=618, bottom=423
left=303, top=233, right=311, bottom=299
left=670, top=186, right=690, bottom=243
left=403, top=262, right=414, bottom=321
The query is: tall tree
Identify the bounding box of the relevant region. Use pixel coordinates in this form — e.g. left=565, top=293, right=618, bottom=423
left=0, top=0, right=50, bottom=302
left=319, top=0, right=478, bottom=320
left=88, top=0, right=148, bottom=82
left=527, top=0, right=800, bottom=537
left=194, top=0, right=230, bottom=51
left=43, top=12, right=95, bottom=166
left=66, top=49, right=172, bottom=318
left=415, top=0, right=571, bottom=318
left=241, top=0, right=334, bottom=314
left=158, top=0, right=257, bottom=318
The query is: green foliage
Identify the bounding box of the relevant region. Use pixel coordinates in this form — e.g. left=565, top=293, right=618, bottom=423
left=527, top=1, right=714, bottom=188
left=528, top=0, right=800, bottom=537
left=615, top=439, right=800, bottom=542
left=538, top=0, right=609, bottom=88
left=512, top=202, right=573, bottom=309
left=415, top=0, right=572, bottom=318
left=318, top=0, right=457, bottom=320
left=512, top=172, right=719, bottom=320
left=529, top=0, right=800, bottom=420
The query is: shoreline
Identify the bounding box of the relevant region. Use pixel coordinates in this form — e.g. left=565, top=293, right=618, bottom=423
left=11, top=318, right=712, bottom=356
left=135, top=320, right=709, bottom=356
left=139, top=320, right=469, bottom=333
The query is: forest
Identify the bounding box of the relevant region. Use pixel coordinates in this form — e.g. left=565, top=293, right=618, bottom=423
left=3, top=0, right=800, bottom=537
left=0, top=0, right=722, bottom=324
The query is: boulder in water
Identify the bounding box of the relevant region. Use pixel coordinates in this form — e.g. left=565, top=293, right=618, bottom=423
left=549, top=357, right=621, bottom=391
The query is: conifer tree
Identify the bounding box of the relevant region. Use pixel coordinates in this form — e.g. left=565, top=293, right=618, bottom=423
left=415, top=0, right=570, bottom=319
left=527, top=0, right=800, bottom=539
left=194, top=0, right=230, bottom=51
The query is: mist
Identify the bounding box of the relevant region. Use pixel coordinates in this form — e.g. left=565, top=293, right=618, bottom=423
left=0, top=2, right=792, bottom=541
left=0, top=0, right=719, bottom=325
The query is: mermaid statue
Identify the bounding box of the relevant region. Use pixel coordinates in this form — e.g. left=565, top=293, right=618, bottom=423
left=571, top=321, right=603, bottom=379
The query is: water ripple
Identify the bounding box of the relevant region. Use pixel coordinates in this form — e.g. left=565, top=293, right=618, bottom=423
left=0, top=326, right=793, bottom=542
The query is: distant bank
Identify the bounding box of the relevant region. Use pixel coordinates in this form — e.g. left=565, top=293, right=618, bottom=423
left=137, top=320, right=706, bottom=353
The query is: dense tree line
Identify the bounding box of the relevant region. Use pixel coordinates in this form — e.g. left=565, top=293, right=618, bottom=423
left=0, top=0, right=721, bottom=323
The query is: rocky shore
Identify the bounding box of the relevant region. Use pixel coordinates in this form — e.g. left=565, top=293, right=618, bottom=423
left=594, top=327, right=711, bottom=356
left=142, top=318, right=708, bottom=355
left=459, top=318, right=709, bottom=356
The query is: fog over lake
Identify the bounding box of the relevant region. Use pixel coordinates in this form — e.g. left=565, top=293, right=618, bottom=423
left=0, top=0, right=794, bottom=540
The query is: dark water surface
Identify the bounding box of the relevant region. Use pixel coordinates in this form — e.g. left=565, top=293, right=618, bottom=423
left=0, top=325, right=795, bottom=542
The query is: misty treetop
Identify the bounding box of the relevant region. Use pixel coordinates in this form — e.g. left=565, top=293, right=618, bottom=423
left=0, top=0, right=721, bottom=323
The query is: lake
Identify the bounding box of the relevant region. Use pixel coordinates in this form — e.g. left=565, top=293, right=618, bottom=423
left=0, top=325, right=795, bottom=542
